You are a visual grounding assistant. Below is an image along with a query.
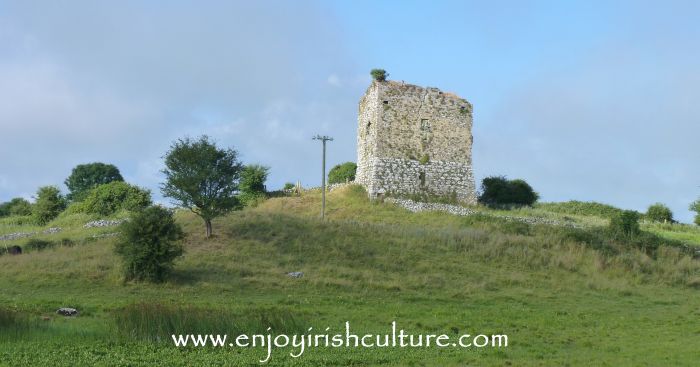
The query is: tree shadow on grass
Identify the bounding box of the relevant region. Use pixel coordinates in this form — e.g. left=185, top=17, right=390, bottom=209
left=168, top=265, right=229, bottom=285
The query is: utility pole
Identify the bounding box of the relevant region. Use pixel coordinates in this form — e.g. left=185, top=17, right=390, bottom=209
left=313, top=135, right=333, bottom=220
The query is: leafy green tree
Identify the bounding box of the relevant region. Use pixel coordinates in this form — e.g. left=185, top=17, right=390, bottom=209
left=114, top=206, right=184, bottom=282
left=239, top=164, right=269, bottom=207
left=70, top=181, right=151, bottom=215
left=690, top=199, right=700, bottom=225
left=646, top=203, right=673, bottom=223
left=161, top=136, right=243, bottom=238
left=478, top=176, right=539, bottom=207
left=370, top=68, right=388, bottom=82
left=65, top=163, right=123, bottom=201
left=328, top=162, right=357, bottom=184
left=0, top=198, right=33, bottom=217
left=32, top=186, right=66, bottom=224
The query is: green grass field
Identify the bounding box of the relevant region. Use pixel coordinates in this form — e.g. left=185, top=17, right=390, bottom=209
left=1, top=185, right=699, bottom=366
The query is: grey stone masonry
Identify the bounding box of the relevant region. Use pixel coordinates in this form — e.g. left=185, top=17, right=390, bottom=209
left=356, top=80, right=476, bottom=203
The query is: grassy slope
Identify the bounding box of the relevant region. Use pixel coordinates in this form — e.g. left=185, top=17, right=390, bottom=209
left=0, top=186, right=699, bottom=366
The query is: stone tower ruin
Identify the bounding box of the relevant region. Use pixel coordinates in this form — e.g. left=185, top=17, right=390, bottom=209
left=355, top=80, right=477, bottom=204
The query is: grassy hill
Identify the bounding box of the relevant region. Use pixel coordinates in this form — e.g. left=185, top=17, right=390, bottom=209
left=1, top=185, right=699, bottom=366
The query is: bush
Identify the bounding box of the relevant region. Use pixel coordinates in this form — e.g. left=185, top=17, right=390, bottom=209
left=65, top=162, right=124, bottom=201
left=114, top=206, right=184, bottom=282
left=536, top=201, right=625, bottom=219
left=32, top=186, right=66, bottom=225
left=609, top=210, right=641, bottom=239
left=283, top=182, right=295, bottom=191
left=0, top=198, right=33, bottom=217
left=23, top=239, right=55, bottom=252
left=72, top=181, right=151, bottom=216
left=370, top=68, right=388, bottom=82
left=646, top=203, right=673, bottom=223
left=239, top=164, right=269, bottom=207
left=328, top=162, right=357, bottom=184
left=478, top=176, right=539, bottom=207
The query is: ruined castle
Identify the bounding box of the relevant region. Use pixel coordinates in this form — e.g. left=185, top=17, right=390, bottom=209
left=355, top=80, right=477, bottom=204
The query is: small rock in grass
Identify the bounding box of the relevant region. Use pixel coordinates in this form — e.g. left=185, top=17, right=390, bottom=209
left=287, top=271, right=303, bottom=278
left=56, top=307, right=79, bottom=317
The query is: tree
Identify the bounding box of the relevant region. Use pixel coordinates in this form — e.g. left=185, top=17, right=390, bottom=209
left=161, top=136, right=243, bottom=238
left=114, top=206, right=184, bottom=282
left=646, top=203, right=673, bottom=223
left=239, top=164, right=269, bottom=207
left=328, top=162, right=357, bottom=184
left=32, top=186, right=66, bottom=224
left=0, top=198, right=33, bottom=217
left=690, top=199, right=700, bottom=225
left=478, top=176, right=539, bottom=207
left=370, top=69, right=388, bottom=82
left=70, top=181, right=151, bottom=215
left=65, top=163, right=124, bottom=201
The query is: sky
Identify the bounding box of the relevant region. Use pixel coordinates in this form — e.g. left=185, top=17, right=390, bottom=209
left=0, top=0, right=698, bottom=222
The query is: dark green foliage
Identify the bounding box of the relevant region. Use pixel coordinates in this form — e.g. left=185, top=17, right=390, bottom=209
left=478, top=176, right=539, bottom=207
left=0, top=198, right=32, bottom=217
left=161, top=136, right=243, bottom=238
left=23, top=239, right=55, bottom=252
left=283, top=182, right=295, bottom=191
left=690, top=199, right=700, bottom=225
left=328, top=162, right=357, bottom=184
left=609, top=210, right=641, bottom=239
left=65, top=163, right=123, bottom=201
left=646, top=203, right=673, bottom=223
left=114, top=206, right=184, bottom=282
left=71, top=181, right=151, bottom=216
left=32, top=186, right=66, bottom=225
left=239, top=164, right=269, bottom=207
left=370, top=68, right=388, bottom=81
left=536, top=200, right=626, bottom=219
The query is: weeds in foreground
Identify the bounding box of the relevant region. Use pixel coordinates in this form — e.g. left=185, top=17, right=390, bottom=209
left=113, top=303, right=306, bottom=342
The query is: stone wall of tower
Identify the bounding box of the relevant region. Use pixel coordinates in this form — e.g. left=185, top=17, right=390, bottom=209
left=355, top=80, right=476, bottom=204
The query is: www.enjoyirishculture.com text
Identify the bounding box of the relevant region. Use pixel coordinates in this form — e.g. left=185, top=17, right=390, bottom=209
left=171, top=321, right=508, bottom=363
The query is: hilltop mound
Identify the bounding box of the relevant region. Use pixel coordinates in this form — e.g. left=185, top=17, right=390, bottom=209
left=0, top=184, right=698, bottom=366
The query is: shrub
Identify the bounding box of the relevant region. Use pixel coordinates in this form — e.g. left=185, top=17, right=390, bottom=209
left=478, top=176, right=539, bottom=207
left=32, top=186, right=66, bottom=225
left=23, top=239, right=55, bottom=252
left=239, top=164, right=270, bottom=207
left=65, top=162, right=124, bottom=201
left=74, top=181, right=151, bottom=216
left=609, top=210, right=641, bottom=239
left=646, top=203, right=673, bottom=223
left=114, top=206, right=184, bottom=282
left=328, top=162, right=357, bottom=184
left=536, top=201, right=625, bottom=219
left=0, top=198, right=32, bottom=217
left=283, top=182, right=295, bottom=191
left=370, top=68, right=388, bottom=82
